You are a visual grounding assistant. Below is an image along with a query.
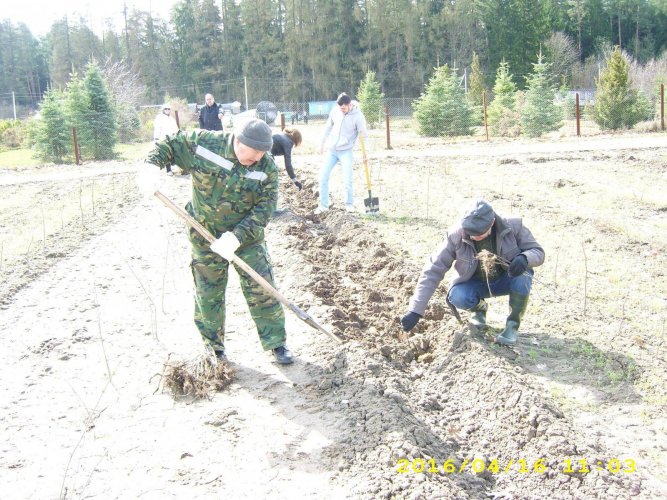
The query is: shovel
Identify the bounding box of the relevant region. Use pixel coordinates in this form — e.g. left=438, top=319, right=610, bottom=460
left=153, top=191, right=344, bottom=344
left=359, top=136, right=379, bottom=213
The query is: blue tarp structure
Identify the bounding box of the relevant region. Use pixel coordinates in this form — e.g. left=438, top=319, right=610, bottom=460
left=308, top=101, right=336, bottom=118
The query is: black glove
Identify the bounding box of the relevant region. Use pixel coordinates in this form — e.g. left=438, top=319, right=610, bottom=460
left=508, top=254, right=528, bottom=277
left=292, top=178, right=303, bottom=190
left=400, top=312, right=422, bottom=332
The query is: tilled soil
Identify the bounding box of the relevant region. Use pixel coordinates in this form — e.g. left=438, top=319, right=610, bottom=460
left=1, top=132, right=666, bottom=499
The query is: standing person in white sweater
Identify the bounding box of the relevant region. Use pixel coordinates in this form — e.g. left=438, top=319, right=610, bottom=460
left=153, top=103, right=179, bottom=174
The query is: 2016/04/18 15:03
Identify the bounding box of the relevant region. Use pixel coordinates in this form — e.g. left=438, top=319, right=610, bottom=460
left=396, top=458, right=637, bottom=474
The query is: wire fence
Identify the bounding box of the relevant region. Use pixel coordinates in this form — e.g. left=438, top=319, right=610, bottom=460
left=2, top=85, right=665, bottom=163
left=377, top=88, right=665, bottom=141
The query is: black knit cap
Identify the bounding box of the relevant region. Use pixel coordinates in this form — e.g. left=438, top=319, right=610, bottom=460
left=237, top=119, right=273, bottom=151
left=461, top=199, right=495, bottom=236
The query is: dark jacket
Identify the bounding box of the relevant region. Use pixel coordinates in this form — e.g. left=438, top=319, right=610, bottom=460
left=199, top=103, right=223, bottom=131
left=408, top=214, right=545, bottom=316
left=270, top=133, right=296, bottom=179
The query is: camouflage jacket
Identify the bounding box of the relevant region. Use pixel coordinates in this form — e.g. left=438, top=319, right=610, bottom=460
left=146, top=130, right=278, bottom=249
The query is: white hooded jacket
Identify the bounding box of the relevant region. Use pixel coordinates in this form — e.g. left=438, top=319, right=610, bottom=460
left=320, top=101, right=367, bottom=151
left=153, top=110, right=179, bottom=141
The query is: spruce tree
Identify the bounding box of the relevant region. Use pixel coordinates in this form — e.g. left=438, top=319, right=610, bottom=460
left=34, top=89, right=71, bottom=163
left=487, top=60, right=521, bottom=136
left=83, top=62, right=117, bottom=160
left=520, top=53, right=562, bottom=138
left=592, top=47, right=650, bottom=130
left=65, top=74, right=93, bottom=158
left=357, top=71, right=385, bottom=129
left=412, top=65, right=475, bottom=137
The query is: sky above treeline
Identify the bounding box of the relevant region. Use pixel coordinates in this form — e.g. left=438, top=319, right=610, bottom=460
left=3, top=0, right=179, bottom=37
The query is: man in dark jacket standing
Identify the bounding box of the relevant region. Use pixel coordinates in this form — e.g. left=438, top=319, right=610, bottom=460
left=199, top=93, right=223, bottom=131
left=400, top=199, right=545, bottom=346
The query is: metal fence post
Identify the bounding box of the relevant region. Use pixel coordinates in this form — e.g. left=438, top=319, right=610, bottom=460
left=280, top=112, right=285, bottom=131
left=385, top=105, right=392, bottom=150
left=72, top=127, right=81, bottom=165
left=576, top=93, right=581, bottom=137
left=174, top=109, right=181, bottom=129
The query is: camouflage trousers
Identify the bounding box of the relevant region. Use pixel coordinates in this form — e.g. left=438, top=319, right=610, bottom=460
left=190, top=241, right=286, bottom=352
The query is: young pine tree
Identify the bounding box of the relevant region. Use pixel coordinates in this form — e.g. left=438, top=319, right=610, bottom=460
left=487, top=60, right=520, bottom=136
left=593, top=47, right=650, bottom=130
left=35, top=89, right=71, bottom=163
left=357, top=71, right=385, bottom=129
left=520, top=53, right=562, bottom=138
left=65, top=74, right=93, bottom=159
left=84, top=62, right=117, bottom=160
left=412, top=65, right=475, bottom=137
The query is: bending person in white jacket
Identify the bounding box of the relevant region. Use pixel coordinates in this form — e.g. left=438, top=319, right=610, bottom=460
left=316, top=93, right=367, bottom=214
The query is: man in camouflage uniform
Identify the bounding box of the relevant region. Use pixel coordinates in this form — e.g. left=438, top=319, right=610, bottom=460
left=145, top=119, right=294, bottom=364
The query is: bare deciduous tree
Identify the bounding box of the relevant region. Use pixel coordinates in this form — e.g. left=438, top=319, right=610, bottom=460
left=101, top=57, right=146, bottom=108
left=544, top=32, right=580, bottom=88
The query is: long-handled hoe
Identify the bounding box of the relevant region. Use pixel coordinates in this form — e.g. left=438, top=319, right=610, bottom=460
left=154, top=191, right=343, bottom=344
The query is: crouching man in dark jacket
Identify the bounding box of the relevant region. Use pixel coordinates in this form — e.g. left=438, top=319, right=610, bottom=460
left=400, top=199, right=545, bottom=345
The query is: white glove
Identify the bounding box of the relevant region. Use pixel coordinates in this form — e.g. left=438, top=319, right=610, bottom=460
left=210, top=232, right=241, bottom=261
left=137, top=167, right=161, bottom=198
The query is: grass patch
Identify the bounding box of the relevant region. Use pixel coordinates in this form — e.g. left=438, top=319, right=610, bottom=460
left=0, top=141, right=153, bottom=169
left=0, top=148, right=37, bottom=169
left=115, top=141, right=154, bottom=161
left=570, top=339, right=639, bottom=385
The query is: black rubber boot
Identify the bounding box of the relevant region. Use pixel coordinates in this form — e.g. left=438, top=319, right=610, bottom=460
left=496, top=292, right=529, bottom=346
left=272, top=345, right=294, bottom=365
left=468, top=299, right=488, bottom=327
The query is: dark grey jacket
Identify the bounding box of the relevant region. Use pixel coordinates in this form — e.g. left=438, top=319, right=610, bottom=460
left=199, top=103, right=223, bottom=131
left=408, top=214, right=545, bottom=316
left=270, top=133, right=296, bottom=179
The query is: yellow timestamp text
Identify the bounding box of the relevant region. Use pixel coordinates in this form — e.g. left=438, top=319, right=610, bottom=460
left=396, top=457, right=637, bottom=475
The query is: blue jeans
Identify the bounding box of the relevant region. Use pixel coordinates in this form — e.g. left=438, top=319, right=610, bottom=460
left=448, top=271, right=533, bottom=310
left=319, top=149, right=354, bottom=208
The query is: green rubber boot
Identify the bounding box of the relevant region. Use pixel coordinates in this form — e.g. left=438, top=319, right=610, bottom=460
left=496, top=292, right=529, bottom=346
left=468, top=299, right=488, bottom=327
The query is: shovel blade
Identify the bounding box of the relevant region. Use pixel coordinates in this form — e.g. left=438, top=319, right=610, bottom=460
left=364, top=197, right=380, bottom=213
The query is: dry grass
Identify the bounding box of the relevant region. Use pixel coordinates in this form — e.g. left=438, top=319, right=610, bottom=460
left=159, top=352, right=235, bottom=400
left=476, top=249, right=508, bottom=275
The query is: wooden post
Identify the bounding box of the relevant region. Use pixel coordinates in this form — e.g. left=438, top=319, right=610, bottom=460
left=385, top=105, right=392, bottom=150
left=576, top=93, right=581, bottom=137
left=173, top=109, right=181, bottom=129
left=482, top=92, right=489, bottom=141
left=661, top=84, right=665, bottom=131
left=72, top=127, right=81, bottom=165
left=280, top=112, right=285, bottom=131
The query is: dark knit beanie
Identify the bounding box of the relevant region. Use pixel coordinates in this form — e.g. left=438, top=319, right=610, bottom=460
left=237, top=119, right=273, bottom=151
left=461, top=200, right=495, bottom=235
